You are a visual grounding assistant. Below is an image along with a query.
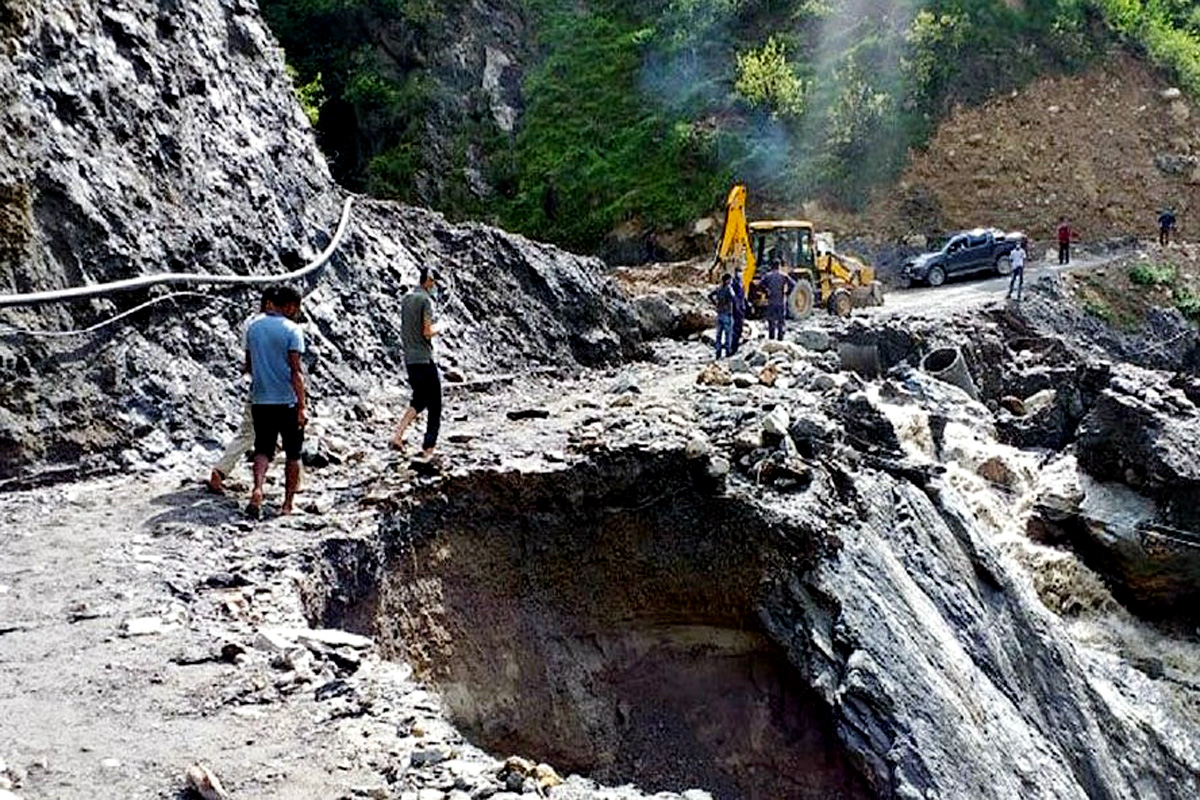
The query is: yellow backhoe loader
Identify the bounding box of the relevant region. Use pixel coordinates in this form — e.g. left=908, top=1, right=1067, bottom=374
left=711, top=184, right=883, bottom=319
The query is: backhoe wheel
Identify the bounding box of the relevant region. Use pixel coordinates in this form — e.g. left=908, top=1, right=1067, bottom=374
left=789, top=280, right=814, bottom=320
left=828, top=288, right=853, bottom=317
left=995, top=256, right=1013, bottom=276
left=927, top=265, right=946, bottom=287
left=867, top=281, right=884, bottom=306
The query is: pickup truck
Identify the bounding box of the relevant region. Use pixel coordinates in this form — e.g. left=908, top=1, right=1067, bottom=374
left=900, top=228, right=1024, bottom=287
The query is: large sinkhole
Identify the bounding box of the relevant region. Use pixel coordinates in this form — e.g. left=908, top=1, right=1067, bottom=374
left=337, top=450, right=870, bottom=799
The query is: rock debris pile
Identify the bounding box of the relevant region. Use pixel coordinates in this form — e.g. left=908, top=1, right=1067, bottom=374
left=2, top=0, right=1200, bottom=799
left=0, top=1, right=642, bottom=482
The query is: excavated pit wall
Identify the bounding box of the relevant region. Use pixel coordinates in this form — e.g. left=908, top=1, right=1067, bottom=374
left=300, top=391, right=1200, bottom=799
left=307, top=448, right=872, bottom=800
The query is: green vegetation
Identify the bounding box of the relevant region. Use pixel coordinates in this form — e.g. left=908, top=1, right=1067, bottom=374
left=735, top=37, right=808, bottom=118
left=259, top=0, right=1200, bottom=254
left=1090, top=0, right=1200, bottom=94
left=1173, top=286, right=1200, bottom=320
left=496, top=2, right=732, bottom=249
left=286, top=66, right=325, bottom=126
left=1083, top=297, right=1116, bottom=323
left=1129, top=261, right=1178, bottom=285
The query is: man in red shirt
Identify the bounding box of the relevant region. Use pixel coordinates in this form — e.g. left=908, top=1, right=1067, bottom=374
left=1056, top=216, right=1079, bottom=264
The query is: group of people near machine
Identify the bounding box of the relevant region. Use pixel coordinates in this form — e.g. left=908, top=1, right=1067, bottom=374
left=708, top=256, right=796, bottom=359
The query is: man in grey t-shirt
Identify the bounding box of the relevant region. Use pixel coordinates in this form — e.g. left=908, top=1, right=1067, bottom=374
left=391, top=267, right=442, bottom=458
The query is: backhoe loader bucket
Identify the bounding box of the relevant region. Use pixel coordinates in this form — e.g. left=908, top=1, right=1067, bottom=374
left=849, top=281, right=885, bottom=309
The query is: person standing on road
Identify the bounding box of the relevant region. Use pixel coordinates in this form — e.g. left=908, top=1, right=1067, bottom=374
left=708, top=273, right=736, bottom=359
left=206, top=288, right=278, bottom=495
left=245, top=286, right=307, bottom=518
left=730, top=276, right=748, bottom=355
left=1006, top=238, right=1027, bottom=302
left=1158, top=208, right=1177, bottom=246
left=759, top=258, right=796, bottom=341
left=1056, top=216, right=1078, bottom=265
left=390, top=267, right=442, bottom=459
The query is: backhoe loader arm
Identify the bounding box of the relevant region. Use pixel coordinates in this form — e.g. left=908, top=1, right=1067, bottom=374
left=712, top=184, right=757, bottom=294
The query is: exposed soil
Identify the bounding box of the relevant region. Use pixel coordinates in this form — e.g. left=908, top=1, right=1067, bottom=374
left=862, top=53, right=1200, bottom=244
left=364, top=454, right=869, bottom=800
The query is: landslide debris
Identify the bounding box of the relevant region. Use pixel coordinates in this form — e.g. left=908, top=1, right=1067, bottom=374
left=864, top=53, right=1200, bottom=245
left=295, top=324, right=1200, bottom=799
left=0, top=1, right=642, bottom=482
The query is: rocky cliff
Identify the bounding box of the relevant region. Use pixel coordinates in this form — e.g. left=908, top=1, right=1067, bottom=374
left=3, top=2, right=1200, bottom=800
left=0, top=0, right=640, bottom=481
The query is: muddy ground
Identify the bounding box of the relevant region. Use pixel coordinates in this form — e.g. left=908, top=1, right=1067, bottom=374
left=4, top=264, right=1200, bottom=798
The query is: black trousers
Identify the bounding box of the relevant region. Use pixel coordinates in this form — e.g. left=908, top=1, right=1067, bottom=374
left=406, top=363, right=442, bottom=450
left=1058, top=242, right=1070, bottom=264
left=251, top=404, right=303, bottom=461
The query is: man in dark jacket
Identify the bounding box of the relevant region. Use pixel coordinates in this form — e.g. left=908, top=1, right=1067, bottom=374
left=708, top=273, right=736, bottom=359
left=1159, top=208, right=1177, bottom=246
left=759, top=259, right=795, bottom=340
left=730, top=277, right=748, bottom=355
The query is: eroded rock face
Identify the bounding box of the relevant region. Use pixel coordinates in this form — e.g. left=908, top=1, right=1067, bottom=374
left=298, top=354, right=1200, bottom=799
left=0, top=0, right=642, bottom=480
left=1076, top=364, right=1200, bottom=501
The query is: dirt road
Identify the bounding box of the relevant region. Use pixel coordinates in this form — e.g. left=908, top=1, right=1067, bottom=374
left=868, top=251, right=1125, bottom=317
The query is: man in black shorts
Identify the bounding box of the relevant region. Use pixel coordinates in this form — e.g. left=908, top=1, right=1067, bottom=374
left=245, top=286, right=306, bottom=517
left=391, top=268, right=442, bottom=459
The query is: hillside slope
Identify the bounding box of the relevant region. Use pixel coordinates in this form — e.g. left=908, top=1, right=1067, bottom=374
left=0, top=0, right=640, bottom=480
left=864, top=53, right=1199, bottom=243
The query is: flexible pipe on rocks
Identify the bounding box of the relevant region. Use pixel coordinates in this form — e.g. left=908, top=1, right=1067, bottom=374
left=0, top=196, right=355, bottom=309
left=0, top=291, right=240, bottom=338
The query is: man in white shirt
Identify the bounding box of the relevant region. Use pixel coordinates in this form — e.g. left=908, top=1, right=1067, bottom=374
left=1006, top=239, right=1027, bottom=301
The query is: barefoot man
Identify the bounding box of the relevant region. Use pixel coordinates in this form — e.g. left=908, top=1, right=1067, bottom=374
left=245, top=286, right=307, bottom=518
left=390, top=267, right=442, bottom=459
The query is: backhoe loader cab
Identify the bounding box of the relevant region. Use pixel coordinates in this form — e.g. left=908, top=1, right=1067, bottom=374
left=749, top=221, right=817, bottom=276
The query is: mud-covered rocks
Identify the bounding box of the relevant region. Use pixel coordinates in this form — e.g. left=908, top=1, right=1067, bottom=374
left=1075, top=364, right=1200, bottom=519
left=0, top=0, right=645, bottom=481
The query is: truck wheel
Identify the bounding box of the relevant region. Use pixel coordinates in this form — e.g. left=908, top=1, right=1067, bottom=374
left=995, top=256, right=1012, bottom=276
left=926, top=266, right=946, bottom=287
left=789, top=280, right=814, bottom=320
left=828, top=289, right=852, bottom=317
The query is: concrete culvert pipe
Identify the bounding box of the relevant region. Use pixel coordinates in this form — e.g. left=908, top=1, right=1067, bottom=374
left=838, top=342, right=882, bottom=379
left=922, top=346, right=978, bottom=399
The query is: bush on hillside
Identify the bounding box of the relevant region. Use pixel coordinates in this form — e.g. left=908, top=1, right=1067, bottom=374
left=1129, top=261, right=1178, bottom=285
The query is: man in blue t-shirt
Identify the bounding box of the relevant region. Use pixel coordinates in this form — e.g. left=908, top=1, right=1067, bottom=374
left=244, top=285, right=306, bottom=518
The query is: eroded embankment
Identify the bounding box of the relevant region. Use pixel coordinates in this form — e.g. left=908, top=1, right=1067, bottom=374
left=309, top=448, right=871, bottom=800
